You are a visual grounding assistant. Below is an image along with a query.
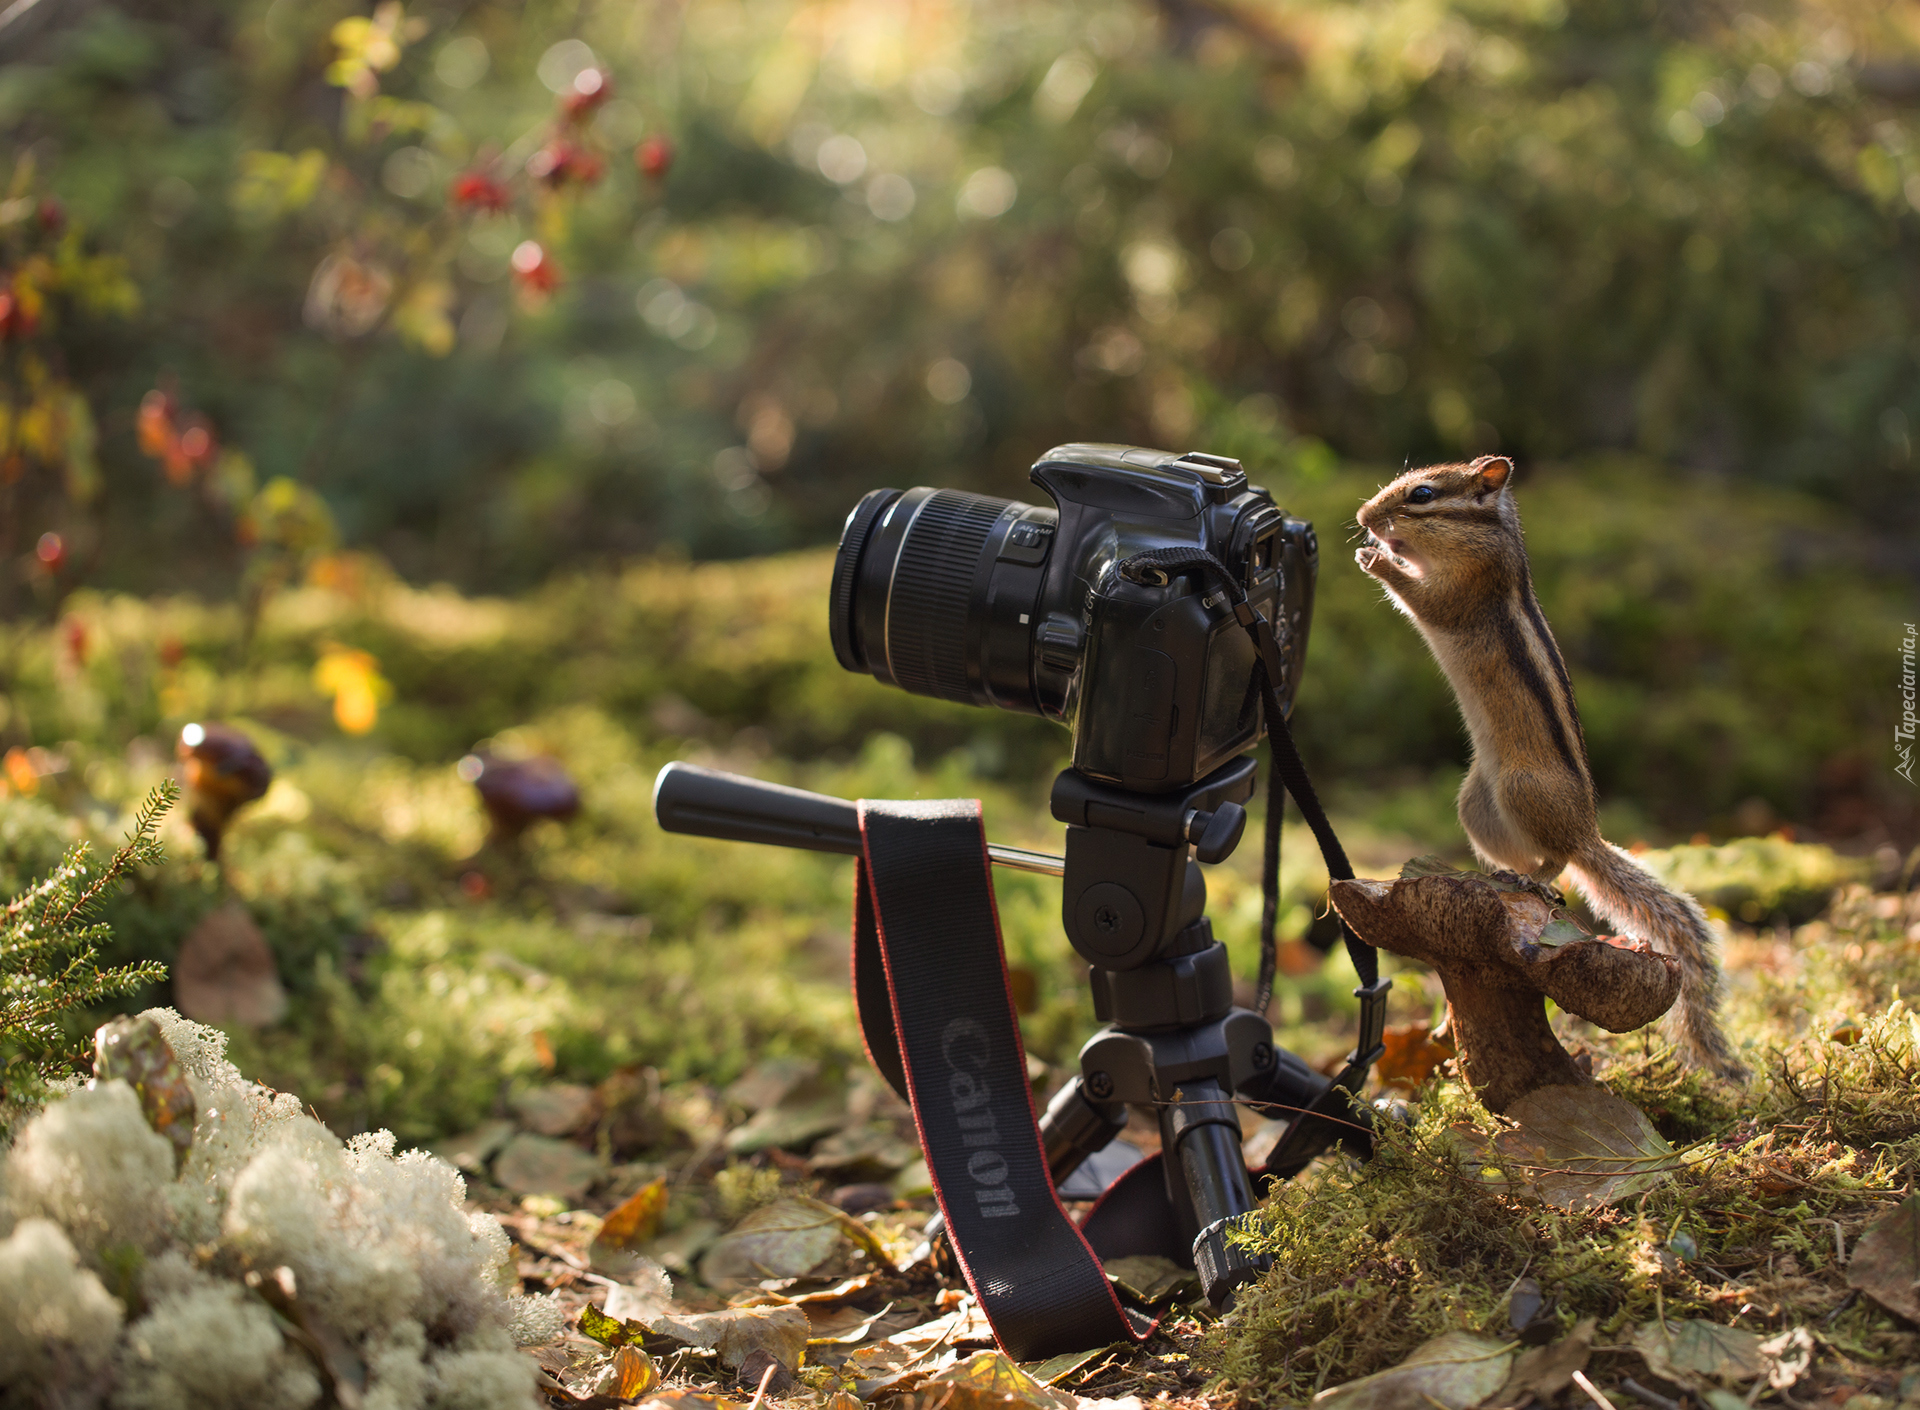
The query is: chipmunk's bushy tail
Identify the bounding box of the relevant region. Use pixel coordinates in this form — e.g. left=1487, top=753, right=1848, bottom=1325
left=1565, top=842, right=1748, bottom=1081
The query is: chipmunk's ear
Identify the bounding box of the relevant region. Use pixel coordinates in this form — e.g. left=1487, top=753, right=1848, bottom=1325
left=1472, top=456, right=1514, bottom=494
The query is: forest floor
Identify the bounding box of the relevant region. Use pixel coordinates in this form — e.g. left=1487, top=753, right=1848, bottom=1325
left=457, top=865, right=1920, bottom=1410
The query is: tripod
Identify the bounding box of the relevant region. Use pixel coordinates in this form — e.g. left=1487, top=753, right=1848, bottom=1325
left=651, top=756, right=1359, bottom=1309
left=1034, top=755, right=1352, bottom=1305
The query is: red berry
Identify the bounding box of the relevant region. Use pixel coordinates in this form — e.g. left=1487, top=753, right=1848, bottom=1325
left=636, top=136, right=674, bottom=180
left=562, top=68, right=609, bottom=118
left=36, top=198, right=64, bottom=235
left=35, top=532, right=64, bottom=572
left=450, top=171, right=510, bottom=213
left=529, top=140, right=604, bottom=188
left=511, top=240, right=559, bottom=294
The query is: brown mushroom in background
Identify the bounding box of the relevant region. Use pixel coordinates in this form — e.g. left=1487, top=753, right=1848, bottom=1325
left=177, top=722, right=272, bottom=860
left=459, top=751, right=580, bottom=844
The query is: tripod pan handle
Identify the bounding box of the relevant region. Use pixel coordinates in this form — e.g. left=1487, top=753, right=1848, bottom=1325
left=653, top=762, right=863, bottom=855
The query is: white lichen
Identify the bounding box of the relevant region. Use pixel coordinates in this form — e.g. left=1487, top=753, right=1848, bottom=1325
left=0, top=1009, right=539, bottom=1410
left=506, top=1289, right=569, bottom=1346
left=6, top=1080, right=174, bottom=1262
left=111, top=1266, right=321, bottom=1410
left=0, top=1217, right=124, bottom=1389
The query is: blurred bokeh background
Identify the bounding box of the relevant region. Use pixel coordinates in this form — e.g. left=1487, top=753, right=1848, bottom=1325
left=1, top=0, right=1916, bottom=1129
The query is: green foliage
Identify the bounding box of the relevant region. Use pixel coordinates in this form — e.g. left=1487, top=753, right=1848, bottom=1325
left=0, top=782, right=175, bottom=1110
left=0, top=0, right=1916, bottom=599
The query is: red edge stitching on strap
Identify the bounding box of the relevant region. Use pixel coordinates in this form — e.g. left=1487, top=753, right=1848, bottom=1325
left=854, top=798, right=1142, bottom=1355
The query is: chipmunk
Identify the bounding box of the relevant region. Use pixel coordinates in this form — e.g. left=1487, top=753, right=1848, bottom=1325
left=1354, top=455, right=1746, bottom=1079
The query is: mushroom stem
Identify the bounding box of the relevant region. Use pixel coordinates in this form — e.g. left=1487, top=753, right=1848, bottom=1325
left=1436, top=968, right=1588, bottom=1112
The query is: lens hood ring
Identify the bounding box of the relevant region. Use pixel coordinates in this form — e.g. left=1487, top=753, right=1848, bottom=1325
left=829, top=488, right=901, bottom=674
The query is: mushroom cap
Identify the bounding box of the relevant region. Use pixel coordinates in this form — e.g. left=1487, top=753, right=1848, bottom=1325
left=466, top=753, right=581, bottom=826
left=1331, top=871, right=1681, bottom=1033
left=177, top=722, right=273, bottom=809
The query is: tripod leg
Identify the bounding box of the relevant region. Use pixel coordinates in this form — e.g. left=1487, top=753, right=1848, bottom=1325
left=1038, top=1075, right=1128, bottom=1188
left=1163, top=1079, right=1272, bottom=1307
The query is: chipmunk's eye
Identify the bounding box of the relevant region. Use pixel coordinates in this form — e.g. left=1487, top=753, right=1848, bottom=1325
left=1407, top=485, right=1437, bottom=505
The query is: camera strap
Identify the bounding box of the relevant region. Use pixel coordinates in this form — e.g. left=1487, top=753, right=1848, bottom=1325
left=851, top=798, right=1153, bottom=1362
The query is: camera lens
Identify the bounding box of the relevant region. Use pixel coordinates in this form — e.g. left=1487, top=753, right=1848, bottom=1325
left=829, top=486, right=1056, bottom=714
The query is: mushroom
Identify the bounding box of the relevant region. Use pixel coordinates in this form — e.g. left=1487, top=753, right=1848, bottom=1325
left=459, top=751, right=580, bottom=845
left=1329, top=863, right=1682, bottom=1113
left=177, top=722, right=272, bottom=860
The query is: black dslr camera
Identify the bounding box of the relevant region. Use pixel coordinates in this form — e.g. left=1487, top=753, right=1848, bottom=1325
left=828, top=443, right=1320, bottom=792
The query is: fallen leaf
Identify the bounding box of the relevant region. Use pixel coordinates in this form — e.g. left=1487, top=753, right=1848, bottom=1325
left=599, top=1177, right=671, bottom=1249
left=804, top=1301, right=897, bottom=1345
left=431, top=1119, right=515, bottom=1174
left=1023, top=1345, right=1115, bottom=1385
left=902, top=1350, right=1074, bottom=1410
left=1487, top=1318, right=1594, bottom=1409
left=590, top=1344, right=660, bottom=1400
left=745, top=1272, right=885, bottom=1307
left=649, top=1305, right=810, bottom=1372
left=699, top=1197, right=891, bottom=1288
left=581, top=1303, right=634, bottom=1347
left=845, top=1338, right=921, bottom=1394
left=1102, top=1254, right=1198, bottom=1306
left=1847, top=1195, right=1920, bottom=1322
left=513, top=1082, right=598, bottom=1137
left=1492, top=1084, right=1675, bottom=1210
left=1311, top=1331, right=1515, bottom=1410
left=92, top=1015, right=196, bottom=1171
left=725, top=1097, right=848, bottom=1155
left=1374, top=1021, right=1457, bottom=1089
left=736, top=1347, right=795, bottom=1394
left=632, top=1395, right=741, bottom=1410
left=824, top=1393, right=863, bottom=1410
left=492, top=1132, right=606, bottom=1202
left=807, top=1121, right=921, bottom=1177
left=173, top=902, right=288, bottom=1028
left=888, top=1300, right=995, bottom=1351
left=650, top=1218, right=720, bottom=1278
left=725, top=1059, right=820, bottom=1112
left=1631, top=1318, right=1765, bottom=1388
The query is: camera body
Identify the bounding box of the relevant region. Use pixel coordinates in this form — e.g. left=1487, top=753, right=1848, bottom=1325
left=830, top=443, right=1320, bottom=792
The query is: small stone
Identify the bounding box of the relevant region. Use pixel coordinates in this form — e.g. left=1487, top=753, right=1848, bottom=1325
left=511, top=1083, right=596, bottom=1137
left=491, top=1132, right=604, bottom=1201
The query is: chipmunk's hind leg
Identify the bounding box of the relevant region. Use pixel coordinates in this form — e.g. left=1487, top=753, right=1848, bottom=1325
left=1491, top=766, right=1585, bottom=881
left=1458, top=760, right=1545, bottom=874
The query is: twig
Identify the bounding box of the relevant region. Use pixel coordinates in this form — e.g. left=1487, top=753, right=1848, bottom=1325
left=1621, top=1378, right=1680, bottom=1410
left=1823, top=1290, right=1859, bottom=1326
left=1571, top=1370, right=1616, bottom=1410
left=746, top=1360, right=778, bottom=1410
left=1805, top=1217, right=1847, bottom=1265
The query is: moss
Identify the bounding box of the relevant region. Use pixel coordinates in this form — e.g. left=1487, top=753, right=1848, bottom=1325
left=1639, top=838, right=1870, bottom=926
